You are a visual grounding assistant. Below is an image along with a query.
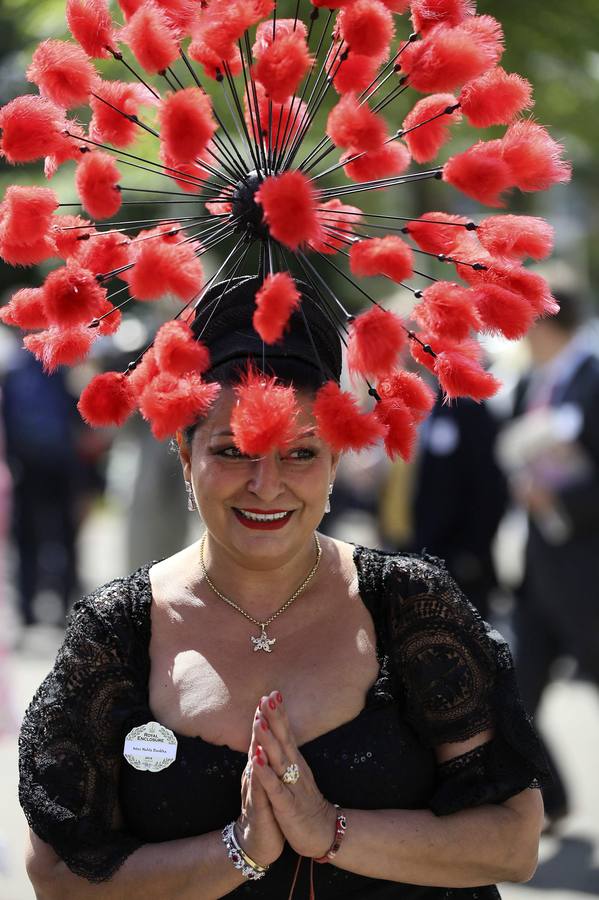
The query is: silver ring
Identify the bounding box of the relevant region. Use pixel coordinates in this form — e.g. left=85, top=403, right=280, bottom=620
left=280, top=763, right=300, bottom=785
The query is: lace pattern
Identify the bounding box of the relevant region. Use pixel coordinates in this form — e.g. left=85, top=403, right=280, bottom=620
left=19, top=547, right=548, bottom=888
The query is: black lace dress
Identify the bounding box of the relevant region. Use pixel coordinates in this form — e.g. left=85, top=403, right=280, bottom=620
left=19, top=546, right=549, bottom=898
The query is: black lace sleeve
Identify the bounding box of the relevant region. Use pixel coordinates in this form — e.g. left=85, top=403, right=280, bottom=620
left=380, top=553, right=551, bottom=816
left=18, top=574, right=149, bottom=882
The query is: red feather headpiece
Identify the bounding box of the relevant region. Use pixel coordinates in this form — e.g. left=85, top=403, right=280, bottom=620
left=0, top=0, right=569, bottom=454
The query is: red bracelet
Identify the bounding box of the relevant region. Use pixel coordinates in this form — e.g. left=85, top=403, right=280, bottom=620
left=313, top=806, right=347, bottom=864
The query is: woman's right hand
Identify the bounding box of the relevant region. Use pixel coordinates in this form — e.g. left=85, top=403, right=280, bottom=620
left=236, top=703, right=285, bottom=868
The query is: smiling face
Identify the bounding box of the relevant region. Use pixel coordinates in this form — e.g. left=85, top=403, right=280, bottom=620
left=179, top=388, right=339, bottom=570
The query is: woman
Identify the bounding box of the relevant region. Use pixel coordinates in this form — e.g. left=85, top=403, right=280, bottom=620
left=20, top=278, right=546, bottom=899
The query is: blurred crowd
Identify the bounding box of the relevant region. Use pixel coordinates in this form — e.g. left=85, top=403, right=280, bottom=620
left=0, top=286, right=598, bottom=833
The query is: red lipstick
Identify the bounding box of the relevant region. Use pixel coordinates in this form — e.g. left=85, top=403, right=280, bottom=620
left=232, top=508, right=294, bottom=530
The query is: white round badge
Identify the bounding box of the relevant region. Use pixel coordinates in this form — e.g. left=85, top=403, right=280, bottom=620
left=123, top=721, right=178, bottom=773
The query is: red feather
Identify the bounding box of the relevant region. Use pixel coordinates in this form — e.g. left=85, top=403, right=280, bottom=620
left=411, top=0, right=475, bottom=35
left=338, top=0, right=395, bottom=58
left=471, top=283, right=536, bottom=340
left=313, top=381, right=387, bottom=452
left=159, top=88, right=217, bottom=165
left=501, top=120, right=572, bottom=192
left=254, top=32, right=312, bottom=103
left=375, top=398, right=417, bottom=461
left=0, top=95, right=66, bottom=164
left=116, top=0, right=143, bottom=19
left=66, top=0, right=115, bottom=58
left=23, top=325, right=96, bottom=372
left=27, top=40, right=97, bottom=109
left=256, top=171, right=321, bottom=250
left=42, top=262, right=107, bottom=326
left=401, top=17, right=503, bottom=93
left=78, top=371, right=136, bottom=426
left=123, top=3, right=180, bottom=74
left=0, top=288, right=48, bottom=330
left=1, top=185, right=58, bottom=247
left=75, top=150, right=122, bottom=219
left=410, top=333, right=481, bottom=372
left=188, top=34, right=242, bottom=80
left=443, top=139, right=512, bottom=206
left=128, top=236, right=204, bottom=301
left=327, top=94, right=388, bottom=152
left=377, top=369, right=436, bottom=421
left=78, top=231, right=131, bottom=278
left=334, top=52, right=384, bottom=94
left=230, top=369, right=300, bottom=455
left=252, top=18, right=308, bottom=59
left=347, top=305, right=407, bottom=379
left=52, top=214, right=94, bottom=259
left=402, top=93, right=460, bottom=163
left=154, top=0, right=198, bottom=34
left=477, top=215, right=554, bottom=261
left=154, top=320, right=211, bottom=376
left=90, top=81, right=155, bottom=148
left=198, top=1, right=254, bottom=59
left=139, top=372, right=221, bottom=440
left=471, top=261, right=558, bottom=317
left=406, top=211, right=468, bottom=254
left=434, top=349, right=500, bottom=401
left=128, top=348, right=160, bottom=398
left=75, top=151, right=122, bottom=219
left=311, top=199, right=363, bottom=254
left=460, top=67, right=533, bottom=127
left=44, top=123, right=88, bottom=179
left=413, top=281, right=481, bottom=340
left=253, top=272, right=301, bottom=344
left=0, top=233, right=56, bottom=266
left=311, top=0, right=357, bottom=7
left=94, top=298, right=122, bottom=335
left=350, top=236, right=414, bottom=283
left=342, top=142, right=410, bottom=182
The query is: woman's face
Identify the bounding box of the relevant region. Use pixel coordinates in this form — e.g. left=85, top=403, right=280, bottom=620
left=180, top=388, right=339, bottom=569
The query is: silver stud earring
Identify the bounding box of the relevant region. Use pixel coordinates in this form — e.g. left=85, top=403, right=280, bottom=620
left=325, top=483, right=334, bottom=515
left=185, top=481, right=197, bottom=512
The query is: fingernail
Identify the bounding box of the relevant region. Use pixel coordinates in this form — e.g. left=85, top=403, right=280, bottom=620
left=276, top=692, right=283, bottom=704
left=255, top=755, right=265, bottom=767
left=260, top=718, right=269, bottom=731
left=268, top=699, right=276, bottom=710
left=255, top=745, right=262, bottom=757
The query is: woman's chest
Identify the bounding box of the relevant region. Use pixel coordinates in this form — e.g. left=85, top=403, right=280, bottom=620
left=148, top=610, right=381, bottom=752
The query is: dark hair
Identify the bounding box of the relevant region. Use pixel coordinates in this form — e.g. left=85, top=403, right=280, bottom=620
left=546, top=291, right=585, bottom=333
left=183, top=275, right=343, bottom=444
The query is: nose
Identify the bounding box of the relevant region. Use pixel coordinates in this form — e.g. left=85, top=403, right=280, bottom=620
left=246, top=453, right=285, bottom=502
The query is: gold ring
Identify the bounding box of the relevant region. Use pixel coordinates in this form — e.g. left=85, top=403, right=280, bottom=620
left=280, top=763, right=300, bottom=785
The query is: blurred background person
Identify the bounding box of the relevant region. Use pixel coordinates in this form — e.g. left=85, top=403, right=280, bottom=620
left=497, top=290, right=599, bottom=827
left=381, top=391, right=508, bottom=620
left=1, top=352, right=104, bottom=628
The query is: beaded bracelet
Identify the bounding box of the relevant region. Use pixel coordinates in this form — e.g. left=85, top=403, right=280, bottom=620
left=222, top=821, right=269, bottom=881
left=313, top=806, right=347, bottom=864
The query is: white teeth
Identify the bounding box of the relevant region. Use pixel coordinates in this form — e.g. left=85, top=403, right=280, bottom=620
left=237, top=509, right=290, bottom=522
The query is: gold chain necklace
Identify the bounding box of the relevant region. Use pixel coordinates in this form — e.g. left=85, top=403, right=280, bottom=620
left=199, top=533, right=322, bottom=653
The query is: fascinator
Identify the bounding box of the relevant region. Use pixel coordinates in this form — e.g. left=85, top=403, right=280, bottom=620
left=0, top=0, right=571, bottom=459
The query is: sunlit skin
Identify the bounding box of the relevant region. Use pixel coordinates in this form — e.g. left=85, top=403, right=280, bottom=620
left=178, top=388, right=339, bottom=609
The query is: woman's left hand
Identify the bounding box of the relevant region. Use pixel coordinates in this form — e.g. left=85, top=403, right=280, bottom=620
left=250, top=690, right=338, bottom=859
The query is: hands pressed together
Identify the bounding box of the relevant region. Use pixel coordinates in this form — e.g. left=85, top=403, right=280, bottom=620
left=236, top=690, right=339, bottom=869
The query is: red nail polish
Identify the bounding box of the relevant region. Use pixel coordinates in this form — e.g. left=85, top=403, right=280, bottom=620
left=255, top=755, right=265, bottom=767
left=255, top=745, right=262, bottom=757
left=261, top=719, right=269, bottom=731
left=268, top=699, right=276, bottom=710
left=276, top=692, right=283, bottom=704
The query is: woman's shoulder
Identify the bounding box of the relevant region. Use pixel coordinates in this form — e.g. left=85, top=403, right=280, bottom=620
left=70, top=562, right=154, bottom=633
left=353, top=542, right=460, bottom=602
